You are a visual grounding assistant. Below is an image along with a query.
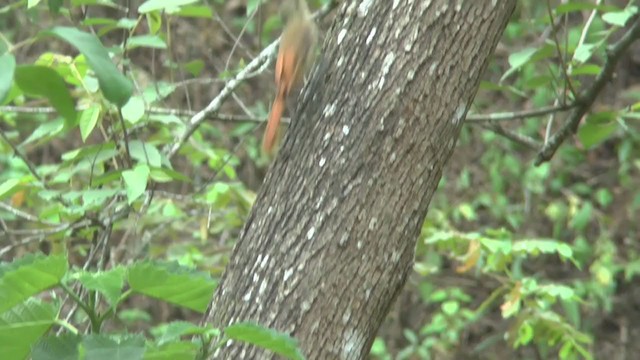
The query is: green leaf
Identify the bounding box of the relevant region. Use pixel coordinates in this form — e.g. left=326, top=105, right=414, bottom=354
left=570, top=201, right=593, bottom=231
left=22, top=118, right=65, bottom=145
left=0, top=178, right=21, bottom=200
left=32, top=334, right=81, bottom=360
left=512, top=239, right=573, bottom=259
left=144, top=341, right=198, bottom=360
left=122, top=96, right=146, bottom=124
left=47, top=0, right=64, bottom=13
left=501, top=47, right=537, bottom=83
left=0, top=299, right=58, bottom=360
left=41, top=27, right=133, bottom=107
left=183, top=59, right=204, bottom=76
left=0, top=53, right=16, bottom=104
left=0, top=254, right=68, bottom=313
left=246, top=0, right=263, bottom=16
left=129, top=141, right=162, bottom=167
left=146, top=11, right=162, bottom=35
left=172, top=5, right=213, bottom=18
left=79, top=105, right=102, bottom=142
left=122, top=164, right=150, bottom=204
left=127, top=261, right=216, bottom=313
left=577, top=116, right=618, bottom=149
left=224, top=322, right=304, bottom=360
left=126, top=35, right=167, bottom=50
left=602, top=6, right=638, bottom=27
left=82, top=188, right=119, bottom=209
left=28, top=0, right=43, bottom=8
left=573, top=43, right=596, bottom=63
left=74, top=267, right=126, bottom=306
left=149, top=167, right=190, bottom=183
left=571, top=63, right=601, bottom=76
left=81, top=334, right=145, bottom=360
left=151, top=321, right=219, bottom=346
left=14, top=65, right=77, bottom=126
left=138, top=0, right=198, bottom=13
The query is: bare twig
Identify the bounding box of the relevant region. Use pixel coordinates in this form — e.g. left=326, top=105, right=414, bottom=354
left=465, top=104, right=573, bottom=122
left=535, top=17, right=640, bottom=165
left=0, top=128, right=44, bottom=183
left=476, top=123, right=542, bottom=150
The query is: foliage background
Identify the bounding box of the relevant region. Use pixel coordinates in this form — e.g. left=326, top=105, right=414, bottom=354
left=1, top=0, right=640, bottom=359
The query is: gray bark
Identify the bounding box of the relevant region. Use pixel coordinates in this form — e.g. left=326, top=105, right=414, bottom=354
left=205, top=0, right=516, bottom=358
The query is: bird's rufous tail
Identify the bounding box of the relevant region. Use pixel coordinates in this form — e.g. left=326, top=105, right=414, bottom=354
left=262, top=95, right=285, bottom=153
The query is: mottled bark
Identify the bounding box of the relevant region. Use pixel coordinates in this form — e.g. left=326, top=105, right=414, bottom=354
left=205, top=0, right=516, bottom=359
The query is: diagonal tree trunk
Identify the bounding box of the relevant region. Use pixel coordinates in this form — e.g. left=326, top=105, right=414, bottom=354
left=205, top=0, right=516, bottom=358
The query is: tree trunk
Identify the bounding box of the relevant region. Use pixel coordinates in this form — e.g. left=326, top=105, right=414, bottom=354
left=205, top=0, right=516, bottom=358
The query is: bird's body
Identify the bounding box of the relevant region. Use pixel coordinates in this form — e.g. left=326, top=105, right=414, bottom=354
left=262, top=0, right=318, bottom=153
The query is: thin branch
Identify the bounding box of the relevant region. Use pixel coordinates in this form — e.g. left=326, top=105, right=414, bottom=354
left=545, top=0, right=578, bottom=99
left=476, top=123, right=541, bottom=150
left=0, top=201, right=58, bottom=225
left=0, top=128, right=44, bottom=183
left=535, top=16, right=640, bottom=165
left=465, top=104, right=573, bottom=122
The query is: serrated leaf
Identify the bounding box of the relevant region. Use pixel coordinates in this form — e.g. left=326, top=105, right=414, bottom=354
left=138, top=0, right=198, bottom=13
left=122, top=164, right=150, bottom=204
left=41, top=27, right=133, bottom=107
left=127, top=261, right=216, bottom=313
left=81, top=188, right=119, bottom=209
left=81, top=334, right=145, bottom=360
left=79, top=105, right=102, bottom=142
left=224, top=322, right=304, bottom=360
left=14, top=65, right=77, bottom=127
left=0, top=53, right=16, bottom=104
left=32, top=334, right=81, bottom=360
left=0, top=254, right=68, bottom=313
left=74, top=267, right=125, bottom=306
left=0, top=299, right=58, bottom=360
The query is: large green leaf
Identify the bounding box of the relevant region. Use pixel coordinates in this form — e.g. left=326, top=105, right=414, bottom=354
left=0, top=299, right=58, bottom=360
left=0, top=53, right=15, bottom=104
left=127, top=262, right=216, bottom=313
left=14, top=65, right=77, bottom=126
left=224, top=322, right=305, bottom=360
left=144, top=341, right=198, bottom=360
left=0, top=254, right=68, bottom=313
left=73, top=267, right=126, bottom=306
left=81, top=334, right=145, bottom=360
left=41, top=27, right=133, bottom=107
left=32, top=334, right=81, bottom=360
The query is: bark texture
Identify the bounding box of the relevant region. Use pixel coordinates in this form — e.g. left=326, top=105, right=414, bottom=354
left=205, top=0, right=516, bottom=358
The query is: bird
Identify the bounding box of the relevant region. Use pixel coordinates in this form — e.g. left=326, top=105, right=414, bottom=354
left=262, top=0, right=318, bottom=153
